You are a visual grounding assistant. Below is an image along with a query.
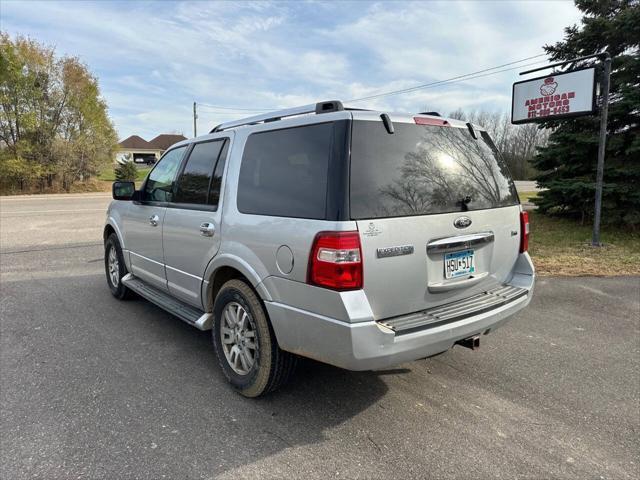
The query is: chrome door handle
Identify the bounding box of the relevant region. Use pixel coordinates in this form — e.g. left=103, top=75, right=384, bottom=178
left=200, top=222, right=215, bottom=237
left=149, top=214, right=159, bottom=227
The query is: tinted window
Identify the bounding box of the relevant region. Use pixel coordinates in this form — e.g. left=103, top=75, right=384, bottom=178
left=350, top=121, right=518, bottom=219
left=174, top=140, right=225, bottom=205
left=143, top=146, right=186, bottom=202
left=237, top=123, right=333, bottom=219
left=208, top=141, right=228, bottom=206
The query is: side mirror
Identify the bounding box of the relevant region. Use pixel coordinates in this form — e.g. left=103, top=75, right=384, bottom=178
left=112, top=181, right=135, bottom=200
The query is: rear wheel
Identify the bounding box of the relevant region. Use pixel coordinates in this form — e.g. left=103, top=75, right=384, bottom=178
left=212, top=279, right=296, bottom=397
left=104, top=233, right=131, bottom=300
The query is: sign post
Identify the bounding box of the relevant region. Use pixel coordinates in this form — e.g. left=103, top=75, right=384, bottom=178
left=512, top=53, right=612, bottom=247
left=592, top=55, right=611, bottom=246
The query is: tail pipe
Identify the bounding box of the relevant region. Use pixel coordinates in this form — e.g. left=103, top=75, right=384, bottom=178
left=456, top=335, right=480, bottom=350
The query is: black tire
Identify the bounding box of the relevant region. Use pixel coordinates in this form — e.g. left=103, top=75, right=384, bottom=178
left=104, top=233, right=132, bottom=300
left=212, top=279, right=297, bottom=397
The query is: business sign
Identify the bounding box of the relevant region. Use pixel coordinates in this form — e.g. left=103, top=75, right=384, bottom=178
left=511, top=67, right=596, bottom=124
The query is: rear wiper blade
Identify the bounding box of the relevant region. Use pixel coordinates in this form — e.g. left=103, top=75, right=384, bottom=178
left=457, top=196, right=472, bottom=211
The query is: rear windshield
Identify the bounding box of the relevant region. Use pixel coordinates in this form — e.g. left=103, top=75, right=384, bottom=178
left=350, top=121, right=518, bottom=219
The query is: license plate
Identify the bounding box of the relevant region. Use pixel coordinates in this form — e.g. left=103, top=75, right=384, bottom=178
left=444, top=249, right=475, bottom=279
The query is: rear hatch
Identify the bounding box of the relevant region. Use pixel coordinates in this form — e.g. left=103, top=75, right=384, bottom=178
left=350, top=117, right=521, bottom=320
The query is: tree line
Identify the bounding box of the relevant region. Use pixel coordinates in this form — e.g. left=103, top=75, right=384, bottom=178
left=0, top=33, right=117, bottom=193
left=447, top=108, right=549, bottom=181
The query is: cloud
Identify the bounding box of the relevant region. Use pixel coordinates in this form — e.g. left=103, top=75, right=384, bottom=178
left=2, top=0, right=582, bottom=138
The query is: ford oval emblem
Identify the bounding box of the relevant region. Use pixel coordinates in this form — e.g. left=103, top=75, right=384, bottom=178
left=454, top=216, right=472, bottom=229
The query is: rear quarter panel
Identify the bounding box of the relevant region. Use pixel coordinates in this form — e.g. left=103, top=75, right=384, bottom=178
left=216, top=124, right=357, bottom=289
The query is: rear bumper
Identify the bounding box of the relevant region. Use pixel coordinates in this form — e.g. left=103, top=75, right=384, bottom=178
left=265, top=253, right=535, bottom=371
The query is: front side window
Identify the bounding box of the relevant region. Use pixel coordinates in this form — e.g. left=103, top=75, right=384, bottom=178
left=237, top=123, right=333, bottom=219
left=143, top=146, right=186, bottom=202
left=173, top=140, right=226, bottom=206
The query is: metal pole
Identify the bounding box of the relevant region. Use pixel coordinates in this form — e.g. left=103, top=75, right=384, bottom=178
left=193, top=102, right=197, bottom=138
left=592, top=55, right=611, bottom=247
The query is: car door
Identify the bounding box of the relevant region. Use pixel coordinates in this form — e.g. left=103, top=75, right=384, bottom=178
left=162, top=136, right=231, bottom=307
left=123, top=145, right=187, bottom=291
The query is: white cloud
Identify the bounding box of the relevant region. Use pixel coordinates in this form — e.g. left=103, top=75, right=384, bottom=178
left=3, top=0, right=583, bottom=137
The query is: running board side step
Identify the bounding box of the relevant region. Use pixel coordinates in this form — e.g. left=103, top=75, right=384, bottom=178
left=121, top=274, right=213, bottom=330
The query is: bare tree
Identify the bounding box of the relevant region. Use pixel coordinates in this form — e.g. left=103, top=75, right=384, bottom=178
left=447, top=108, right=549, bottom=180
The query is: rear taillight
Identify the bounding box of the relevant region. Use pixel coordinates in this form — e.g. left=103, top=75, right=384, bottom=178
left=308, top=231, right=363, bottom=290
left=520, top=211, right=530, bottom=253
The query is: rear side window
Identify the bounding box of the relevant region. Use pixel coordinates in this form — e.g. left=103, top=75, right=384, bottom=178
left=208, top=141, right=228, bottom=207
left=350, top=121, right=518, bottom=219
left=237, top=123, right=333, bottom=219
left=173, top=139, right=227, bottom=207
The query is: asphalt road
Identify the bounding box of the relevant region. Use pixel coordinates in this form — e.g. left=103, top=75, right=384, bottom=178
left=1, top=194, right=639, bottom=480
left=514, top=180, right=541, bottom=192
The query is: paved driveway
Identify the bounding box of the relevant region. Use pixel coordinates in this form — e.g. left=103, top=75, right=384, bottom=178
left=514, top=180, right=541, bottom=192
left=1, top=194, right=638, bottom=479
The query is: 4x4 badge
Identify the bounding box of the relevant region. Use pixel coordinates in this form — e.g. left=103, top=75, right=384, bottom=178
left=454, top=216, right=472, bottom=229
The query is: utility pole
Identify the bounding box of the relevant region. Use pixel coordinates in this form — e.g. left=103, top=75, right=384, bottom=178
left=592, top=54, right=611, bottom=246
left=193, top=102, right=198, bottom=138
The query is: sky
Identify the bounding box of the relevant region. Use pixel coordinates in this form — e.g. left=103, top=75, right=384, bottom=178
left=2, top=0, right=583, bottom=141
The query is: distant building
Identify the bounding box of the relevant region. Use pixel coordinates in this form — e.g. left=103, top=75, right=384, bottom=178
left=116, top=133, right=187, bottom=164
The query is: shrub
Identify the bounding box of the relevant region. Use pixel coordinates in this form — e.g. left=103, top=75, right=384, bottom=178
left=114, top=162, right=138, bottom=182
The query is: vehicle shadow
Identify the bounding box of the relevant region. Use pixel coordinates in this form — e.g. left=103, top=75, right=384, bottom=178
left=123, top=293, right=392, bottom=478
left=1, top=271, right=392, bottom=478
left=3, top=264, right=396, bottom=478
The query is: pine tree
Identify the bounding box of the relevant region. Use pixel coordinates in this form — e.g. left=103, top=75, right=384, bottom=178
left=115, top=161, right=138, bottom=182
left=531, top=0, right=640, bottom=225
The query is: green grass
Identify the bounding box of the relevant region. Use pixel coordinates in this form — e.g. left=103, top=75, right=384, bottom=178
left=98, top=164, right=151, bottom=182
left=518, top=191, right=539, bottom=203
left=528, top=211, right=640, bottom=276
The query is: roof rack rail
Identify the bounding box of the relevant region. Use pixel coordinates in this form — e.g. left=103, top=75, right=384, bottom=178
left=210, top=100, right=344, bottom=133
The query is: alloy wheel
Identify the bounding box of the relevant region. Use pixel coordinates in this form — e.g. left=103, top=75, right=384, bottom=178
left=108, top=246, right=119, bottom=287
left=220, top=302, right=258, bottom=375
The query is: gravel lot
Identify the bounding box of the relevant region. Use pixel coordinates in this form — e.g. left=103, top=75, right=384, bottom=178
left=1, top=193, right=638, bottom=479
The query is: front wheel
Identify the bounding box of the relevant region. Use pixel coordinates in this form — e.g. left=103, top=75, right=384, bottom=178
left=104, top=233, right=131, bottom=300
left=212, top=279, right=296, bottom=397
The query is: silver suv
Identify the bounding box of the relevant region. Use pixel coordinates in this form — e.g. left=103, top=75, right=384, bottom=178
left=104, top=101, right=535, bottom=397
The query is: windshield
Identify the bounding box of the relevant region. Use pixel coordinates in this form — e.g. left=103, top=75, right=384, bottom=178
left=349, top=121, right=518, bottom=219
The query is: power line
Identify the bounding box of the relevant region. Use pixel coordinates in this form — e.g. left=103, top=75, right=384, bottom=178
left=193, top=53, right=549, bottom=113
left=196, top=102, right=271, bottom=112
left=346, top=53, right=548, bottom=103
left=350, top=59, right=550, bottom=103
left=197, top=109, right=261, bottom=116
